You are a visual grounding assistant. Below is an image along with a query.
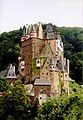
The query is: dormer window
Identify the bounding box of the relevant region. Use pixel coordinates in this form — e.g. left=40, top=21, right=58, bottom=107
left=37, top=61, right=39, bottom=63
left=50, top=64, right=55, bottom=71
left=20, top=61, right=25, bottom=69
left=36, top=59, right=41, bottom=67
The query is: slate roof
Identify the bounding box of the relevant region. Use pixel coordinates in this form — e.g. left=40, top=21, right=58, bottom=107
left=6, top=64, right=17, bottom=79
left=39, top=43, right=54, bottom=58
left=0, top=64, right=17, bottom=79
left=34, top=78, right=51, bottom=86
left=45, top=24, right=56, bottom=39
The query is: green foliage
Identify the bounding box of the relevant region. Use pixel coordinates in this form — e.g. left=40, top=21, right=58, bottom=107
left=0, top=29, right=22, bottom=71
left=69, top=80, right=83, bottom=94
left=35, top=82, right=83, bottom=120
left=0, top=80, right=31, bottom=120
left=0, top=77, right=8, bottom=92
left=32, top=59, right=40, bottom=76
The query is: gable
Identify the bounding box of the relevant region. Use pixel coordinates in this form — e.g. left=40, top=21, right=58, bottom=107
left=39, top=43, right=54, bottom=58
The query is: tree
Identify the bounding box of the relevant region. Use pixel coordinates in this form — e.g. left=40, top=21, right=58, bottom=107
left=0, top=77, right=8, bottom=92
left=35, top=81, right=83, bottom=120
left=0, top=80, right=31, bottom=120
left=0, top=29, right=22, bottom=71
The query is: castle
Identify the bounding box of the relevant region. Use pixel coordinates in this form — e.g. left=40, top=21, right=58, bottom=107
left=18, top=22, right=69, bottom=105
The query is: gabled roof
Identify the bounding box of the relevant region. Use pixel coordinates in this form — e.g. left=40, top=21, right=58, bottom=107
left=34, top=78, right=51, bottom=86
left=6, top=64, right=17, bottom=79
left=39, top=43, right=54, bottom=58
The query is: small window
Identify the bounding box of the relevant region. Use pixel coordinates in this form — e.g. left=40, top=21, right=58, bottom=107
left=12, top=73, right=15, bottom=76
left=57, top=60, right=59, bottom=63
left=37, top=61, right=39, bottom=63
left=46, top=67, right=47, bottom=69
left=40, top=97, right=42, bottom=99
left=46, top=73, right=48, bottom=75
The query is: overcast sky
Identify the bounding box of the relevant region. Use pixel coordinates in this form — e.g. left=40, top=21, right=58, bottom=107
left=0, top=0, right=82, bottom=33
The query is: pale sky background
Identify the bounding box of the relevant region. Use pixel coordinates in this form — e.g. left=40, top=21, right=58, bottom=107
left=0, top=0, right=83, bottom=33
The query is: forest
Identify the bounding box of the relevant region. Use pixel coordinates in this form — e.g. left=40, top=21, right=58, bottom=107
left=0, top=25, right=83, bottom=84
left=0, top=78, right=83, bottom=120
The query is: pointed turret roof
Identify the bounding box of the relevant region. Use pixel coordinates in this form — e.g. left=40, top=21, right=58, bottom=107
left=45, top=24, right=55, bottom=39
left=39, top=43, right=54, bottom=58
left=46, top=23, right=53, bottom=32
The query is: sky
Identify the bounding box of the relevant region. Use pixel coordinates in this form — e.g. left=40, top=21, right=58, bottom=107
left=0, top=0, right=82, bottom=33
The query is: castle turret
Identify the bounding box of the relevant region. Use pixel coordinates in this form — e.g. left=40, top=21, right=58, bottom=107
left=50, top=57, right=55, bottom=71
left=30, top=24, right=37, bottom=38
left=23, top=26, right=26, bottom=36
left=50, top=57, right=60, bottom=96
left=26, top=24, right=29, bottom=34
left=46, top=23, right=55, bottom=39
left=38, top=22, right=43, bottom=39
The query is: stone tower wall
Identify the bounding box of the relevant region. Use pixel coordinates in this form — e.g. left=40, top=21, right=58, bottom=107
left=32, top=38, right=45, bottom=58
left=21, top=39, right=32, bottom=82
left=21, top=37, right=45, bottom=82
left=40, top=58, right=50, bottom=79
left=50, top=71, right=60, bottom=96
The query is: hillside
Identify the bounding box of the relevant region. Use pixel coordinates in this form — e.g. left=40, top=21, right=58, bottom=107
left=0, top=78, right=83, bottom=120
